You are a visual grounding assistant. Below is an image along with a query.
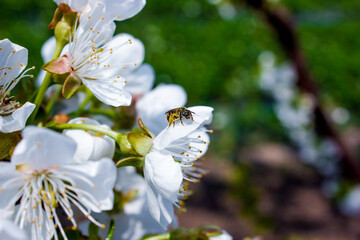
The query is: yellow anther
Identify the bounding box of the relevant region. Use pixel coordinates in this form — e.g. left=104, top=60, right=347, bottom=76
left=101, top=224, right=105, bottom=229
left=12, top=50, right=15, bottom=53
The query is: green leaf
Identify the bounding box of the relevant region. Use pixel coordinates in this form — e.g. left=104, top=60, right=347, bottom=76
left=62, top=73, right=82, bottom=99
left=116, top=156, right=144, bottom=168
left=127, top=132, right=153, bottom=156
left=0, top=132, right=21, bottom=159
left=105, top=219, right=115, bottom=240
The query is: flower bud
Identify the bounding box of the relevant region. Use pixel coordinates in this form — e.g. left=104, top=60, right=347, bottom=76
left=54, top=12, right=77, bottom=47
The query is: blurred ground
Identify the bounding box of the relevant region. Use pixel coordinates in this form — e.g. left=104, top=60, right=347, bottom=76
left=178, top=134, right=360, bottom=240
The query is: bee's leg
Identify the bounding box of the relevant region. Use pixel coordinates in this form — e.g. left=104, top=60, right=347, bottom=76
left=173, top=120, right=176, bottom=127
left=190, top=114, right=194, bottom=121
left=179, top=112, right=184, bottom=125
left=167, top=116, right=173, bottom=128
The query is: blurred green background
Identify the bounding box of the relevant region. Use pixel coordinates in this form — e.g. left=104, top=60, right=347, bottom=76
left=1, top=0, right=360, bottom=159
left=1, top=0, right=360, bottom=239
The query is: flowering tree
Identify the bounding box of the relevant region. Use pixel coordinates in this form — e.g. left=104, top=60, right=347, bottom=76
left=0, top=0, right=232, bottom=239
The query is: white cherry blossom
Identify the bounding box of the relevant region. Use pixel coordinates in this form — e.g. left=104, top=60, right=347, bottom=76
left=79, top=167, right=166, bottom=239
left=45, top=1, right=145, bottom=106
left=63, top=117, right=115, bottom=163
left=0, top=39, right=35, bottom=133
left=54, top=0, right=146, bottom=21
left=144, top=106, right=213, bottom=228
left=0, top=126, right=116, bottom=240
left=136, top=84, right=187, bottom=134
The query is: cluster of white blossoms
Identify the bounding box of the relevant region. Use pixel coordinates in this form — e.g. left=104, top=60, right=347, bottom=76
left=0, top=0, right=232, bottom=240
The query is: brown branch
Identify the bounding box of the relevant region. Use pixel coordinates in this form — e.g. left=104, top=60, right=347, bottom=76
left=242, top=0, right=360, bottom=182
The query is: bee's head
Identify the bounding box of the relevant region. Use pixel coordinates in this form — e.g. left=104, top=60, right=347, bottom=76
left=183, top=109, right=194, bottom=119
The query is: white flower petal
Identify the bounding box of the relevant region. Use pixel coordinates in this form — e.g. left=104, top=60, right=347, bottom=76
left=210, top=231, right=233, bottom=240
left=0, top=162, right=21, bottom=209
left=0, top=219, right=27, bottom=240
left=64, top=117, right=115, bottom=162
left=145, top=181, right=175, bottom=230
left=144, top=151, right=182, bottom=202
left=115, top=167, right=146, bottom=215
left=53, top=0, right=88, bottom=12
left=12, top=126, right=76, bottom=169
left=136, top=84, right=187, bottom=135
left=61, top=158, right=116, bottom=212
left=124, top=63, right=155, bottom=96
left=101, top=33, right=145, bottom=77
left=99, top=0, right=146, bottom=21
left=82, top=77, right=132, bottom=107
left=0, top=39, right=28, bottom=86
left=63, top=129, right=93, bottom=163
left=0, top=102, right=35, bottom=133
left=153, top=106, right=213, bottom=149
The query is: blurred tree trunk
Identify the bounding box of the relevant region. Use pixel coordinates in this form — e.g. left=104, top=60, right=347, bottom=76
left=241, top=0, right=360, bottom=182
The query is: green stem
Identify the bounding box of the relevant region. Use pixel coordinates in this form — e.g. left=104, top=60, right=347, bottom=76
left=30, top=41, right=65, bottom=123
left=49, top=123, right=121, bottom=141
left=141, top=233, right=170, bottom=240
left=45, top=85, right=62, bottom=115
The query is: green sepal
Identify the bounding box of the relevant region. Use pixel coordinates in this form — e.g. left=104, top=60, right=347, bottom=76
left=127, top=132, right=153, bottom=156
left=42, top=56, right=71, bottom=75
left=116, top=156, right=144, bottom=168
left=53, top=72, right=70, bottom=84
left=0, top=132, right=21, bottom=159
left=117, top=134, right=137, bottom=155
left=138, top=118, right=154, bottom=138
left=62, top=73, right=82, bottom=98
